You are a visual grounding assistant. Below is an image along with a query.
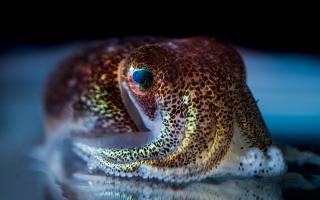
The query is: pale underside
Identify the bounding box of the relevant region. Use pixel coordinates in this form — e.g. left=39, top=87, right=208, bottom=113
left=72, top=120, right=286, bottom=182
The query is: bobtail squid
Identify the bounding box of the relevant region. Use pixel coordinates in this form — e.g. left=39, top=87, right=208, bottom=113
left=42, top=36, right=287, bottom=183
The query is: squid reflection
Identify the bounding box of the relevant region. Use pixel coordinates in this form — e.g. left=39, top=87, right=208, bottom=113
left=36, top=136, right=320, bottom=200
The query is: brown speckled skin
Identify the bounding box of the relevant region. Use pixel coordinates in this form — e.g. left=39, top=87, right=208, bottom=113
left=44, top=37, right=158, bottom=134
left=43, top=36, right=273, bottom=180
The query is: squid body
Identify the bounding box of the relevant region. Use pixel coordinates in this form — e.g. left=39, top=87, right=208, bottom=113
left=43, top=36, right=286, bottom=183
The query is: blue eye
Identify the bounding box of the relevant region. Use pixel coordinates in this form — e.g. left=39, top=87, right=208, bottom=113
left=132, top=68, right=153, bottom=90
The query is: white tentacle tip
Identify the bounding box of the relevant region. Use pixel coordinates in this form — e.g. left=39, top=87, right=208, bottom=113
left=237, top=146, right=286, bottom=177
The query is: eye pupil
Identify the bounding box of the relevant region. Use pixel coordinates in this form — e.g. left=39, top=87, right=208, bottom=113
left=132, top=69, right=153, bottom=90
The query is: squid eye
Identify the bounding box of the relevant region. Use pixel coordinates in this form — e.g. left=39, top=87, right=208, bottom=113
left=131, top=68, right=153, bottom=91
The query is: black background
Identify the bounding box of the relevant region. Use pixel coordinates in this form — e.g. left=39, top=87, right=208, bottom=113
left=1, top=4, right=319, bottom=55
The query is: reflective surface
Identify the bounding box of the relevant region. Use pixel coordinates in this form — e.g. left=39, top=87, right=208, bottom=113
left=38, top=135, right=320, bottom=200
left=1, top=41, right=320, bottom=200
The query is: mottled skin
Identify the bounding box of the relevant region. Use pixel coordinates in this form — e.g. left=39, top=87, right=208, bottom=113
left=44, top=36, right=273, bottom=181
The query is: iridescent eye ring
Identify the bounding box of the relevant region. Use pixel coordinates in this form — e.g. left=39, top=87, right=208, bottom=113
left=128, top=66, right=153, bottom=95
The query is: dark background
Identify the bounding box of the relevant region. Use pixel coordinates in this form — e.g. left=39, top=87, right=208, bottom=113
left=1, top=5, right=319, bottom=56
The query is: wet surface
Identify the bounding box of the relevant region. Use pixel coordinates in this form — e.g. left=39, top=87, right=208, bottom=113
left=38, top=135, right=320, bottom=200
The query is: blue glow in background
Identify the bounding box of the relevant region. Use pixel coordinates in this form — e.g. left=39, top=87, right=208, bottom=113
left=0, top=42, right=319, bottom=199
